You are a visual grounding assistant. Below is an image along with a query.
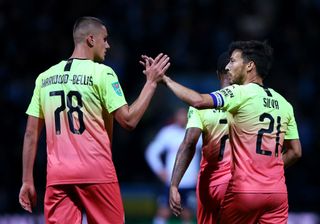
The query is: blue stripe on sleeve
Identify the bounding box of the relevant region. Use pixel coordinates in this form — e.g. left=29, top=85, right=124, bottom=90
left=209, top=93, right=217, bottom=107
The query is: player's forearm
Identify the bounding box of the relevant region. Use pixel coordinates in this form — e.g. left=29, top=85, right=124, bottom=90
left=283, top=139, right=302, bottom=169
left=170, top=141, right=196, bottom=187
left=163, top=76, right=213, bottom=109
left=283, top=149, right=301, bottom=168
left=22, top=132, right=38, bottom=183
left=127, top=80, right=157, bottom=129
left=163, top=76, right=201, bottom=107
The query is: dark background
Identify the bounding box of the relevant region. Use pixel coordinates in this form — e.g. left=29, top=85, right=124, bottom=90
left=0, top=0, right=319, bottom=216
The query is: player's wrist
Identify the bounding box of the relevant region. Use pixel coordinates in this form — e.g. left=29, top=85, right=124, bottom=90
left=162, top=75, right=170, bottom=86
left=170, top=183, right=179, bottom=189
left=22, top=178, right=34, bottom=185
left=145, top=80, right=157, bottom=88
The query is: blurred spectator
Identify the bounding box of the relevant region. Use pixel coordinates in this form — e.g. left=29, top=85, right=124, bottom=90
left=145, top=107, right=201, bottom=224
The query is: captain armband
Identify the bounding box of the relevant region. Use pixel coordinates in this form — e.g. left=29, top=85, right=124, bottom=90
left=209, top=92, right=224, bottom=108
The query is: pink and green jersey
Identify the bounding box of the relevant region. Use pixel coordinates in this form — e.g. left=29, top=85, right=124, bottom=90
left=186, top=106, right=231, bottom=186
left=26, top=59, right=127, bottom=186
left=210, top=83, right=299, bottom=193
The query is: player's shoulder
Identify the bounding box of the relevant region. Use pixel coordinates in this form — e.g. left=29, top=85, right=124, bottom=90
left=222, top=84, right=240, bottom=90
left=266, top=86, right=288, bottom=100
left=93, top=62, right=115, bottom=76
left=37, top=60, right=66, bottom=79
left=269, top=88, right=294, bottom=109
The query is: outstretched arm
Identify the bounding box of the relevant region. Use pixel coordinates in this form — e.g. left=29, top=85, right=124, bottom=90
left=113, top=53, right=170, bottom=130
left=162, top=75, right=214, bottom=109
left=19, top=116, right=44, bottom=213
left=169, top=127, right=201, bottom=216
left=140, top=55, right=214, bottom=109
left=283, top=139, right=302, bottom=168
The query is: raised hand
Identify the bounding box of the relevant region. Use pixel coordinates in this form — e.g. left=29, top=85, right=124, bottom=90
left=140, top=53, right=170, bottom=83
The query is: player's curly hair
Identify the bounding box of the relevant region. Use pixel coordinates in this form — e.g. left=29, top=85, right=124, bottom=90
left=228, top=40, right=273, bottom=79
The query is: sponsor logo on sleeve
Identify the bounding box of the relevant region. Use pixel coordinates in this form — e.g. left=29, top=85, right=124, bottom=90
left=220, top=88, right=234, bottom=98
left=112, top=82, right=123, bottom=96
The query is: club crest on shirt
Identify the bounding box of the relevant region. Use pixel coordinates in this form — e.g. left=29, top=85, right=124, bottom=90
left=188, top=109, right=194, bottom=118
left=112, top=82, right=123, bottom=96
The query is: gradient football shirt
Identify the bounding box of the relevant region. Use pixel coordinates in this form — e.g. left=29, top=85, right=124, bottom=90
left=186, top=107, right=231, bottom=186
left=210, top=83, right=299, bottom=193
left=27, top=59, right=127, bottom=186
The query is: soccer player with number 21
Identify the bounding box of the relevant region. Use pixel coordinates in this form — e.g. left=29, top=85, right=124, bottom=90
left=161, top=40, right=301, bottom=224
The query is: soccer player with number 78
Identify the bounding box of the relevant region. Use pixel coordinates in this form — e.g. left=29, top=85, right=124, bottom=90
left=19, top=16, right=170, bottom=224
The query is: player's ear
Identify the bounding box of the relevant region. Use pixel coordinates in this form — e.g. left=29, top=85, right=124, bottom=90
left=86, top=34, right=95, bottom=47
left=246, top=61, right=255, bottom=73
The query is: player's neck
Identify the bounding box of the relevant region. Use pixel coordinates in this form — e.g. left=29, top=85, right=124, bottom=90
left=70, top=45, right=94, bottom=60
left=244, top=72, right=263, bottom=85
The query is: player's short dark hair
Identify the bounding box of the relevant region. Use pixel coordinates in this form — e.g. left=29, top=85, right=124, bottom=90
left=228, top=40, right=273, bottom=79
left=217, top=51, right=230, bottom=75
left=73, top=16, right=105, bottom=44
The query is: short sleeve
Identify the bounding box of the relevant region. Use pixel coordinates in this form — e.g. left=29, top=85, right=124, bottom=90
left=99, top=67, right=127, bottom=113
left=210, top=84, right=244, bottom=113
left=26, top=77, right=44, bottom=118
left=186, top=107, right=203, bottom=130
left=285, top=107, right=299, bottom=140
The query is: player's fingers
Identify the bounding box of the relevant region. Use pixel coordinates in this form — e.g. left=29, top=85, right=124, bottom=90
left=147, top=57, right=154, bottom=64
left=141, top=55, right=153, bottom=64
left=139, top=60, right=146, bottom=67
left=170, top=203, right=182, bottom=216
left=160, top=62, right=171, bottom=74
left=141, top=55, right=153, bottom=67
left=141, top=55, right=148, bottom=61
left=170, top=197, right=181, bottom=209
left=153, top=53, right=164, bottom=63
left=158, top=57, right=170, bottom=70
left=157, top=55, right=169, bottom=66
left=156, top=54, right=169, bottom=65
left=150, top=55, right=168, bottom=72
left=19, top=197, right=32, bottom=213
left=25, top=204, right=32, bottom=213
left=19, top=191, right=30, bottom=205
left=143, top=59, right=150, bottom=68
left=158, top=58, right=170, bottom=72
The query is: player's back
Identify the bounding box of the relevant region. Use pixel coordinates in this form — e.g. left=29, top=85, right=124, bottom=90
left=30, top=58, right=127, bottom=186
left=187, top=107, right=232, bottom=186
left=224, top=83, right=296, bottom=193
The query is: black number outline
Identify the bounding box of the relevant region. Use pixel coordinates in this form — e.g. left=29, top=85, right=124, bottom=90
left=49, top=91, right=65, bottom=135
left=256, top=113, right=281, bottom=157
left=67, top=91, right=85, bottom=134
left=218, top=118, right=229, bottom=161
left=50, top=90, right=85, bottom=135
